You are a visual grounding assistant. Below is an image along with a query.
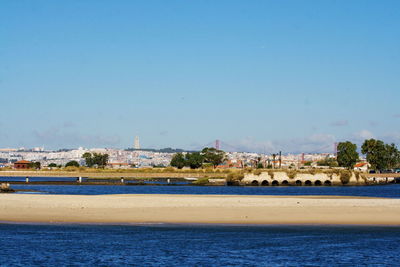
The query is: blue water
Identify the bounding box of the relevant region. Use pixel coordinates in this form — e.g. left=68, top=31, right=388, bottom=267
left=11, top=183, right=400, bottom=198
left=0, top=224, right=399, bottom=266
left=0, top=176, right=82, bottom=182
left=0, top=176, right=189, bottom=185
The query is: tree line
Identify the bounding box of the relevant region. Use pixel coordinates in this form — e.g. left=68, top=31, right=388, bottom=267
left=47, top=153, right=110, bottom=168
left=170, top=140, right=400, bottom=172
left=337, top=139, right=400, bottom=171
left=82, top=152, right=109, bottom=168
left=48, top=161, right=80, bottom=168
left=170, top=147, right=226, bottom=169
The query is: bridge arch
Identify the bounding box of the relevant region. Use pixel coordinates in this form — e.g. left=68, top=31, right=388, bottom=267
left=251, top=180, right=259, bottom=186
left=281, top=180, right=289, bottom=186
left=324, top=180, right=332, bottom=186
left=314, top=180, right=322, bottom=186
left=305, top=180, right=312, bottom=186
left=272, top=180, right=279, bottom=186
left=261, top=180, right=269, bottom=186
left=295, top=180, right=302, bottom=186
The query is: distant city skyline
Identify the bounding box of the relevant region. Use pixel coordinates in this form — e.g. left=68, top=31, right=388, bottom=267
left=1, top=1, right=399, bottom=153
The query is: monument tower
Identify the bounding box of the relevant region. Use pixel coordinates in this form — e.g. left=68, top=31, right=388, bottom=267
left=134, top=136, right=140, bottom=150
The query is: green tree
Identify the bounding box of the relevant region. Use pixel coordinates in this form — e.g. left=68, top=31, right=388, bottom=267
left=93, top=153, right=109, bottom=168
left=48, top=163, right=57, bottom=168
left=317, top=157, right=339, bottom=168
left=29, top=162, right=41, bottom=169
left=336, top=141, right=359, bottom=169
left=185, top=152, right=204, bottom=169
left=65, top=160, right=80, bottom=167
left=82, top=152, right=94, bottom=167
left=201, top=147, right=226, bottom=168
left=361, top=139, right=388, bottom=171
left=170, top=153, right=186, bottom=169
left=82, top=152, right=109, bottom=168
left=385, top=143, right=400, bottom=169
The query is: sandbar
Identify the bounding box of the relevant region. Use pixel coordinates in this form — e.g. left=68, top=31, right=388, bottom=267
left=1, top=194, right=400, bottom=225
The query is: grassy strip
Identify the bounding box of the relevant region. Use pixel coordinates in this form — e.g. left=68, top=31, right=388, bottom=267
left=0, top=166, right=241, bottom=174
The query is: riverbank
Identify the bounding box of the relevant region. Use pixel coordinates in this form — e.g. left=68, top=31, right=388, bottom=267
left=1, top=194, right=400, bottom=225
left=2, top=170, right=398, bottom=186
left=0, top=170, right=227, bottom=178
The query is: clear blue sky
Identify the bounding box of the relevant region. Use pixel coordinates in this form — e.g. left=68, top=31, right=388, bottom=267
left=1, top=0, right=399, bottom=153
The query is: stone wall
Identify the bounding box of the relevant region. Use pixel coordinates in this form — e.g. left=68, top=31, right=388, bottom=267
left=242, top=171, right=366, bottom=186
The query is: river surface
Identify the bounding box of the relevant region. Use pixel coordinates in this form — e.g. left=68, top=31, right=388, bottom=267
left=3, top=181, right=400, bottom=266
left=9, top=183, right=400, bottom=198
left=1, top=224, right=400, bottom=266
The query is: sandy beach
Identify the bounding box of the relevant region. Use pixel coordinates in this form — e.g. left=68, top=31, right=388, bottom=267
left=1, top=194, right=400, bottom=225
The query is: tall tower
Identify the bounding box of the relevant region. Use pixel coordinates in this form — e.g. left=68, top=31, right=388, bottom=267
left=334, top=142, right=338, bottom=157
left=215, top=139, right=220, bottom=150
left=134, top=136, right=140, bottom=150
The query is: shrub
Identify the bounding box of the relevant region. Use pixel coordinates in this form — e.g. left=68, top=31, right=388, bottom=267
left=65, top=160, right=80, bottom=167
left=253, top=169, right=263, bottom=176
left=309, top=169, right=317, bottom=175
left=340, top=170, right=352, bottom=185
left=226, top=172, right=245, bottom=182
left=286, top=170, right=297, bottom=179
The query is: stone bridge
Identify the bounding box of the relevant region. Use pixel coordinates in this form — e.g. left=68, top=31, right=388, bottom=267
left=241, top=171, right=396, bottom=186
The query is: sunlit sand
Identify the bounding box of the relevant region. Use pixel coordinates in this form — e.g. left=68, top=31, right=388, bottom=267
left=1, top=194, right=400, bottom=225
